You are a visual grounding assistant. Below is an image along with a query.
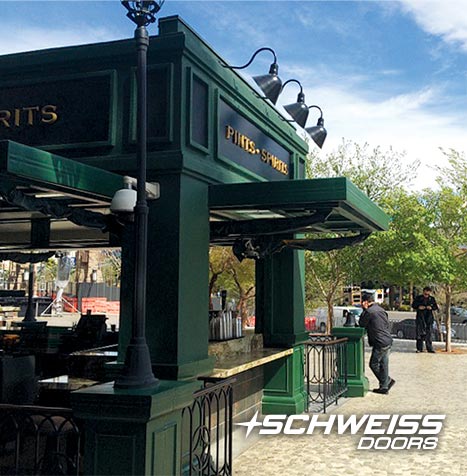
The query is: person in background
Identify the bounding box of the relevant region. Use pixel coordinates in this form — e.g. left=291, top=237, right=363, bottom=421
left=412, top=286, right=439, bottom=353
left=359, top=292, right=395, bottom=394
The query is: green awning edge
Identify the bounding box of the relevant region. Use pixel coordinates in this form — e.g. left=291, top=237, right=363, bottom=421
left=209, top=177, right=390, bottom=232
left=0, top=140, right=123, bottom=200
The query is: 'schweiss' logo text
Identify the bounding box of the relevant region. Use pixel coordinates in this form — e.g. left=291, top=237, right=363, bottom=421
left=236, top=412, right=445, bottom=450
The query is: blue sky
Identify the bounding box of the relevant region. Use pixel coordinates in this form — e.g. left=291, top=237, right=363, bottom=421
left=1, top=1, right=466, bottom=189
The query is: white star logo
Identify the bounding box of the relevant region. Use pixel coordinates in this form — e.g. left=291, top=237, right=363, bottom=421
left=235, top=410, right=263, bottom=438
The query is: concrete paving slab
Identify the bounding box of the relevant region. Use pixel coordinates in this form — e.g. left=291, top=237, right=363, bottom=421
left=234, top=343, right=467, bottom=476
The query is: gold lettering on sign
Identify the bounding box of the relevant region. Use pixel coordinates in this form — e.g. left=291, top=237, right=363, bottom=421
left=41, top=105, right=58, bottom=124
left=23, top=106, right=40, bottom=126
left=0, top=110, right=11, bottom=128
left=225, top=124, right=288, bottom=176
left=0, top=105, right=59, bottom=128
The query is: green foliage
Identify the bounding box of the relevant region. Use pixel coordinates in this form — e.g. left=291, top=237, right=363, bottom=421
left=304, top=140, right=420, bottom=315
left=209, top=247, right=255, bottom=324
left=398, top=305, right=411, bottom=312
left=307, top=139, right=419, bottom=203
left=100, top=250, right=121, bottom=286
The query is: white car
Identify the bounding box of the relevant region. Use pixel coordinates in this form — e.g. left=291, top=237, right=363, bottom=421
left=314, top=306, right=363, bottom=333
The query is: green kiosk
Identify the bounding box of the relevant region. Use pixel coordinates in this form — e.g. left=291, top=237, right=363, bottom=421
left=0, top=15, right=388, bottom=476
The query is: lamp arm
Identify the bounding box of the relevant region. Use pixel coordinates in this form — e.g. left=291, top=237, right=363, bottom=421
left=228, top=47, right=277, bottom=70
left=308, top=104, right=323, bottom=118
left=281, top=79, right=303, bottom=94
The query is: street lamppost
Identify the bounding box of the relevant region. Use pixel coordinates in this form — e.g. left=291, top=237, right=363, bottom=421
left=115, top=0, right=164, bottom=389
left=23, top=262, right=37, bottom=322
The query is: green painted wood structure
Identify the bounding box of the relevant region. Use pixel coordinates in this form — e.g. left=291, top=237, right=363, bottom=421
left=332, top=327, right=370, bottom=397
left=0, top=15, right=389, bottom=475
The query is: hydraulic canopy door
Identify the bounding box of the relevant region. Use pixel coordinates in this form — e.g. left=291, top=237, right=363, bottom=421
left=0, top=140, right=125, bottom=251
left=209, top=177, right=390, bottom=257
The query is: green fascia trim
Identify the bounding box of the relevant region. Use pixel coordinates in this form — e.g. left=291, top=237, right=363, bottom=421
left=106, top=355, right=215, bottom=382
left=153, top=356, right=215, bottom=381
left=72, top=379, right=201, bottom=422
left=209, top=177, right=390, bottom=232
left=332, top=326, right=367, bottom=340
left=158, top=15, right=309, bottom=156
left=263, top=331, right=310, bottom=348
left=0, top=140, right=123, bottom=200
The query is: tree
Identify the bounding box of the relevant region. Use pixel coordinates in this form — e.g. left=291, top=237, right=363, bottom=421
left=304, top=140, right=420, bottom=326
left=100, top=250, right=122, bottom=286
left=436, top=148, right=467, bottom=193
left=209, top=247, right=234, bottom=298
left=360, top=190, right=433, bottom=293
left=305, top=246, right=356, bottom=332
left=420, top=186, right=467, bottom=352
left=307, top=139, right=419, bottom=202
left=209, top=247, right=255, bottom=327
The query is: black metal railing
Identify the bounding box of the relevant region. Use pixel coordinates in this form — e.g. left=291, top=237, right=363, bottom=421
left=181, top=377, right=235, bottom=476
left=304, top=335, right=348, bottom=413
left=0, top=404, right=81, bottom=476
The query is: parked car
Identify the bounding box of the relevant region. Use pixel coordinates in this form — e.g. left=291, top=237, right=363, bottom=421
left=392, top=319, right=456, bottom=341
left=449, top=307, right=467, bottom=324
left=314, top=306, right=363, bottom=333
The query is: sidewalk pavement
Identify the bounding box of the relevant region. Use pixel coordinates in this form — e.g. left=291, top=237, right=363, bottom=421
left=234, top=341, right=467, bottom=476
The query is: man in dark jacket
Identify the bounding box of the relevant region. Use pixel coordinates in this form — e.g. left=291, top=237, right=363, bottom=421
left=359, top=292, right=395, bottom=394
left=412, top=286, right=439, bottom=353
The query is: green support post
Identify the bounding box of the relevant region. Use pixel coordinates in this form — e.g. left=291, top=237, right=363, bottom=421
left=262, top=345, right=307, bottom=415
left=332, top=327, right=369, bottom=397
left=72, top=380, right=200, bottom=476
left=256, top=247, right=308, bottom=414
left=116, top=174, right=214, bottom=380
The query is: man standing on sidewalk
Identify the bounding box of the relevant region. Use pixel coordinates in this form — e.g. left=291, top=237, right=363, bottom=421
left=359, top=292, right=395, bottom=394
left=412, top=286, right=439, bottom=353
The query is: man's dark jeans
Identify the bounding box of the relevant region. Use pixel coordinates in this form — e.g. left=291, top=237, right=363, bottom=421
left=369, top=345, right=391, bottom=390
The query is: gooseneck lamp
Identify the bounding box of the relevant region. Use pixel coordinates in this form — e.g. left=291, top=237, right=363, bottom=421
left=114, top=0, right=164, bottom=389
left=228, top=47, right=282, bottom=104
left=305, top=105, right=327, bottom=149
left=282, top=79, right=309, bottom=129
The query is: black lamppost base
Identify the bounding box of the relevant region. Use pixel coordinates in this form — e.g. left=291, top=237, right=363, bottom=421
left=23, top=263, right=37, bottom=322
left=114, top=339, right=159, bottom=389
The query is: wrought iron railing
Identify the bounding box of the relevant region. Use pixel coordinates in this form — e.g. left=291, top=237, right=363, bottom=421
left=304, top=335, right=348, bottom=413
left=0, top=404, right=81, bottom=476
left=181, top=377, right=235, bottom=476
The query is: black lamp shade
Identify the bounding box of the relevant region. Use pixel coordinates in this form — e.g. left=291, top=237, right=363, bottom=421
left=284, top=101, right=309, bottom=128
left=306, top=118, right=327, bottom=149
left=253, top=68, right=282, bottom=105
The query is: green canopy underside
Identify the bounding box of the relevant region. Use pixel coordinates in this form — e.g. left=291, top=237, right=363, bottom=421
left=0, top=141, right=388, bottom=252
left=0, top=141, right=124, bottom=251
left=209, top=178, right=389, bottom=240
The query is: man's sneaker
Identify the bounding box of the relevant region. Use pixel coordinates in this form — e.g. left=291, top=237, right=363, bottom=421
left=428, top=350, right=436, bottom=353
left=388, top=378, right=396, bottom=391
left=416, top=350, right=423, bottom=353
left=373, top=388, right=388, bottom=395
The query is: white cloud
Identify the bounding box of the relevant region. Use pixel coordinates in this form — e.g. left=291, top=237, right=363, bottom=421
left=398, top=0, right=467, bottom=52
left=272, top=70, right=466, bottom=191
left=311, top=86, right=465, bottom=190
left=0, top=25, right=120, bottom=55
